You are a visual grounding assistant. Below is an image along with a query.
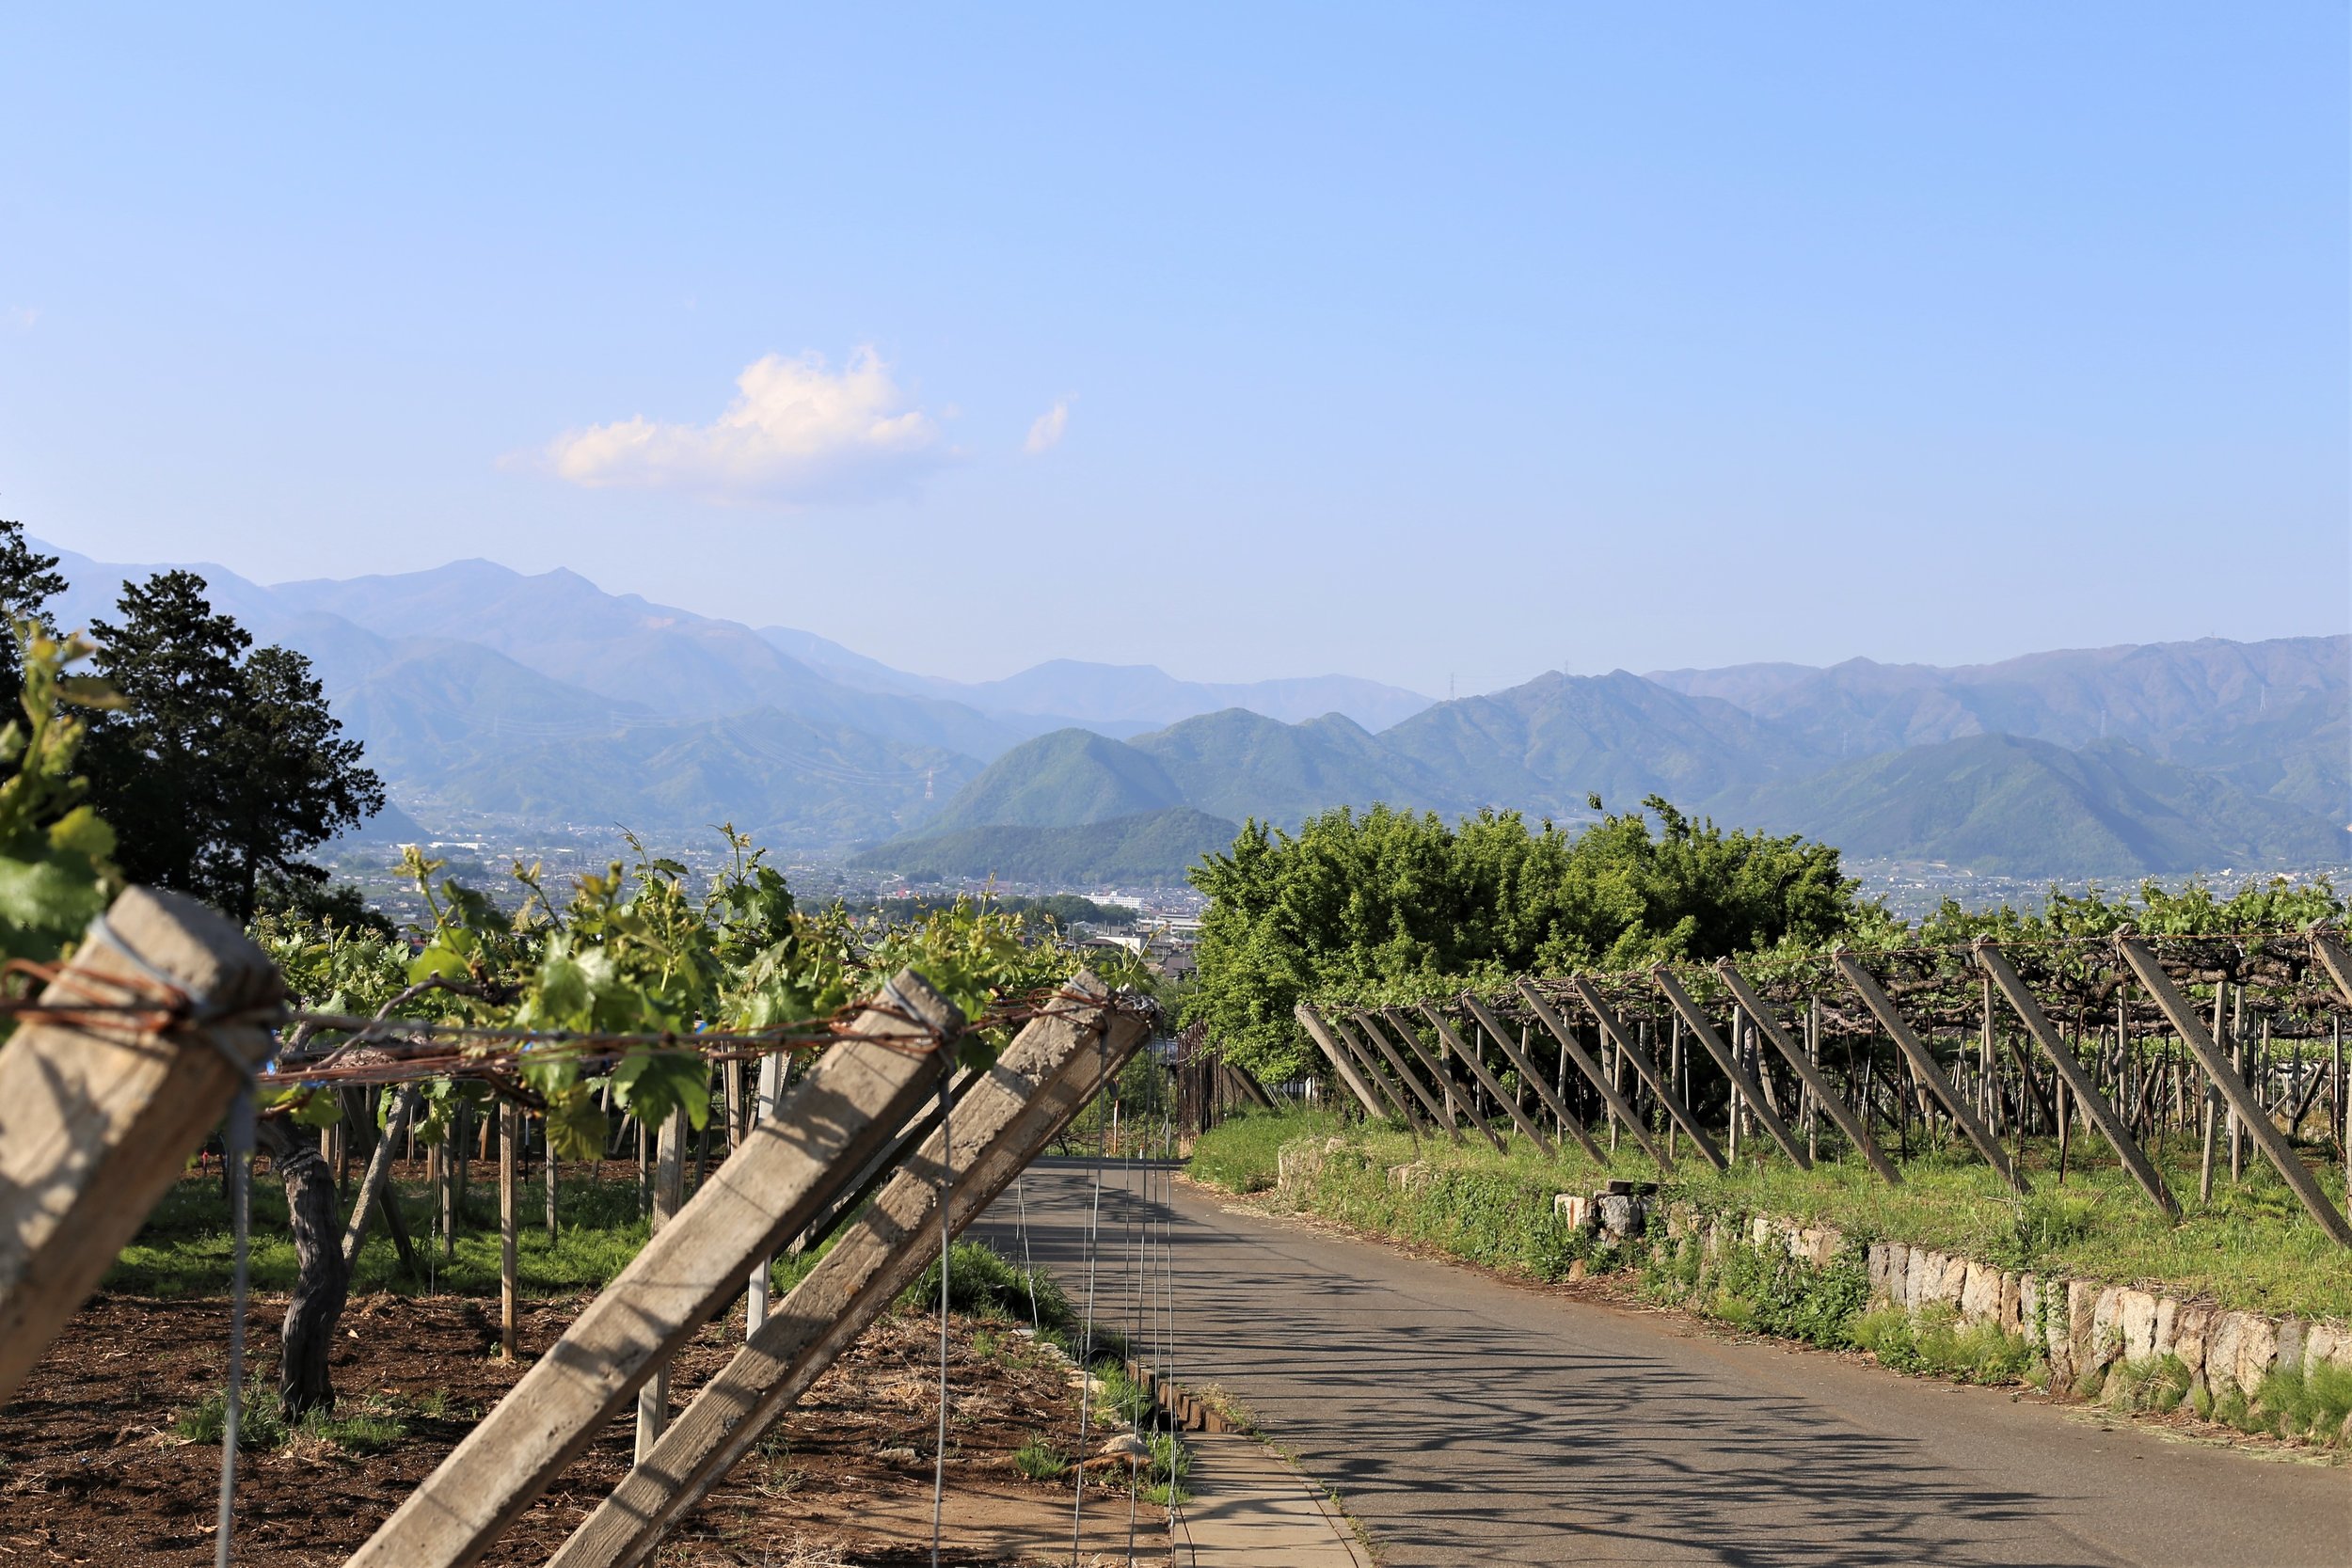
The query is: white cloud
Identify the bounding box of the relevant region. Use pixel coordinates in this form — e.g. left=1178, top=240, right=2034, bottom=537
left=535, top=347, right=947, bottom=503
left=1024, top=400, right=1070, bottom=454
left=5, top=307, right=37, bottom=332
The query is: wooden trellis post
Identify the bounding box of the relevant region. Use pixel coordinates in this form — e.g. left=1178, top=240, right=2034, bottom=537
left=1415, top=1004, right=1556, bottom=1155
left=1322, top=1006, right=1425, bottom=1129
left=1370, top=1008, right=1502, bottom=1150
left=1704, top=962, right=1900, bottom=1185
left=1577, top=976, right=1785, bottom=1168
left=2119, top=934, right=2352, bottom=1246
left=1972, top=939, right=2177, bottom=1219
left=0, top=887, right=283, bottom=1404
left=1342, top=1010, right=1455, bottom=1137
left=1327, top=1011, right=1429, bottom=1132
left=1510, top=980, right=1647, bottom=1166
left=1459, top=995, right=1619, bottom=1166
left=346, top=971, right=964, bottom=1568
left=548, top=974, right=1148, bottom=1568
left=1833, top=950, right=2027, bottom=1193
left=1294, top=1004, right=1389, bottom=1121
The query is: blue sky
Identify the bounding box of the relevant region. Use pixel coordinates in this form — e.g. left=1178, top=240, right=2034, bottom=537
left=2, top=5, right=2343, bottom=694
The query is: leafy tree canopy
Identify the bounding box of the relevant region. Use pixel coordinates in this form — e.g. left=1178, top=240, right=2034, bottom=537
left=1184, top=796, right=1866, bottom=1079
left=84, top=570, right=386, bottom=922
left=0, top=521, right=69, bottom=721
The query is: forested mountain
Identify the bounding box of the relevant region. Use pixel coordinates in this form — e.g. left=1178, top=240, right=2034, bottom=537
left=1729, top=734, right=2347, bottom=878
left=879, top=641, right=2347, bottom=882
left=34, top=541, right=2346, bottom=879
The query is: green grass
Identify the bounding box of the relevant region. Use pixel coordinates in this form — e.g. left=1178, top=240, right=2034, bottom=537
left=1012, top=1434, right=1069, bottom=1481
left=1186, top=1105, right=1346, bottom=1194
left=1202, top=1110, right=2352, bottom=1320
left=898, top=1238, right=1070, bottom=1327
left=105, top=1171, right=822, bottom=1302
left=171, top=1385, right=419, bottom=1454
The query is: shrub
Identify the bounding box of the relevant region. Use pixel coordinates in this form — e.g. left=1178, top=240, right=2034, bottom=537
left=1013, top=1435, right=1069, bottom=1481
left=1855, top=1303, right=2038, bottom=1385
left=898, top=1239, right=1069, bottom=1327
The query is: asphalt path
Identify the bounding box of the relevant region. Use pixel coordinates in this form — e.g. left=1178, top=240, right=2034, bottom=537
left=969, top=1159, right=2349, bottom=1567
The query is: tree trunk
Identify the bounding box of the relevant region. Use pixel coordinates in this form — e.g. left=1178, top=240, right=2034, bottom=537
left=256, top=1120, right=352, bottom=1419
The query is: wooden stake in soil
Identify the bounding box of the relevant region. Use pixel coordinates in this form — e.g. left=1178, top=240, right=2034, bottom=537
left=0, top=887, right=282, bottom=1404
left=635, top=1107, right=688, bottom=1461
left=500, top=1100, right=519, bottom=1360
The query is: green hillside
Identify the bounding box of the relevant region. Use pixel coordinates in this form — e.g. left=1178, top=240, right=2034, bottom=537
left=850, top=807, right=1239, bottom=885
left=1132, top=708, right=1428, bottom=824
left=1379, top=669, right=1817, bottom=818
left=918, top=728, right=1186, bottom=832
left=1734, top=734, right=2348, bottom=877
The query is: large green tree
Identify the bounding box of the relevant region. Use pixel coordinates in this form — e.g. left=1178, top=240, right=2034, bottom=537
left=0, top=521, right=70, bottom=719
left=86, top=570, right=384, bottom=921
left=1185, top=796, right=1867, bottom=1078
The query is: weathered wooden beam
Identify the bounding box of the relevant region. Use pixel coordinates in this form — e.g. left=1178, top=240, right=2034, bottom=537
left=0, top=887, right=283, bottom=1403
left=1361, top=1008, right=1488, bottom=1148
left=2312, top=926, right=2352, bottom=1011
left=1833, top=950, right=2026, bottom=1193
left=2117, top=935, right=2352, bottom=1246
left=1457, top=995, right=1620, bottom=1165
left=1973, top=940, right=2177, bottom=1219
left=1327, top=1011, right=1428, bottom=1132
left=1319, top=1005, right=1423, bottom=1129
left=1295, top=1004, right=1388, bottom=1120
left=345, top=971, right=964, bottom=1568
left=1705, top=962, right=1899, bottom=1185
left=1226, top=1061, right=1278, bottom=1110
left=1606, top=974, right=1803, bottom=1166
left=1349, top=1009, right=1460, bottom=1140
left=1458, top=1001, right=1646, bottom=1170
left=1381, top=1007, right=1507, bottom=1151
left=1416, top=1004, right=1555, bottom=1155
left=548, top=975, right=1148, bottom=1568
left=1510, top=980, right=1644, bottom=1166
left=1567, top=979, right=1739, bottom=1170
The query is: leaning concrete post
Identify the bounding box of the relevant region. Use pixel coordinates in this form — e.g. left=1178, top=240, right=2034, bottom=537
left=1973, top=939, right=2177, bottom=1219
left=1457, top=995, right=1612, bottom=1160
left=0, top=887, right=283, bottom=1403
left=1295, top=1004, right=1387, bottom=1120
left=549, top=974, right=1149, bottom=1568
left=1705, top=961, right=1900, bottom=1185
left=1834, top=950, right=2027, bottom=1193
left=1354, top=1009, right=1468, bottom=1144
left=2119, top=934, right=2352, bottom=1246
left=1416, top=1003, right=1555, bottom=1155
left=345, top=971, right=963, bottom=1568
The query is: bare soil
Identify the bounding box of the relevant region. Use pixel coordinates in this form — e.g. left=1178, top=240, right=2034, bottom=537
left=1, top=1293, right=1165, bottom=1567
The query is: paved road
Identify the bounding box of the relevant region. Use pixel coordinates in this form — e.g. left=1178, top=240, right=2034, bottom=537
left=971, top=1160, right=2349, bottom=1567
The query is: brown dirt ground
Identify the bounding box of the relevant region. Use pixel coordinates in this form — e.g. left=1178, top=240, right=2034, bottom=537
left=1, top=1293, right=1167, bottom=1567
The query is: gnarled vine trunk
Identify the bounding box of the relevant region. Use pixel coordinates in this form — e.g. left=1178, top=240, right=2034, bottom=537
left=256, top=1121, right=352, bottom=1419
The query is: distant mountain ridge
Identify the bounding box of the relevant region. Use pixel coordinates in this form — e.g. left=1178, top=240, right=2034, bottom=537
left=882, top=640, right=2347, bottom=882
left=34, top=539, right=2346, bottom=880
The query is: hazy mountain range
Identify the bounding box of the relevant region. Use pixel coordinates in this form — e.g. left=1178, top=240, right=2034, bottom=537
left=36, top=542, right=2350, bottom=884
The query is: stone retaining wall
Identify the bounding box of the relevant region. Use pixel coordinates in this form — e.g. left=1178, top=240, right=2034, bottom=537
left=1271, top=1134, right=2351, bottom=1406
left=1666, top=1203, right=2352, bottom=1403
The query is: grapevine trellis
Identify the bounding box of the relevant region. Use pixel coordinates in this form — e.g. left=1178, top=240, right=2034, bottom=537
left=1295, top=926, right=2352, bottom=1248
left=0, top=883, right=1193, bottom=1568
